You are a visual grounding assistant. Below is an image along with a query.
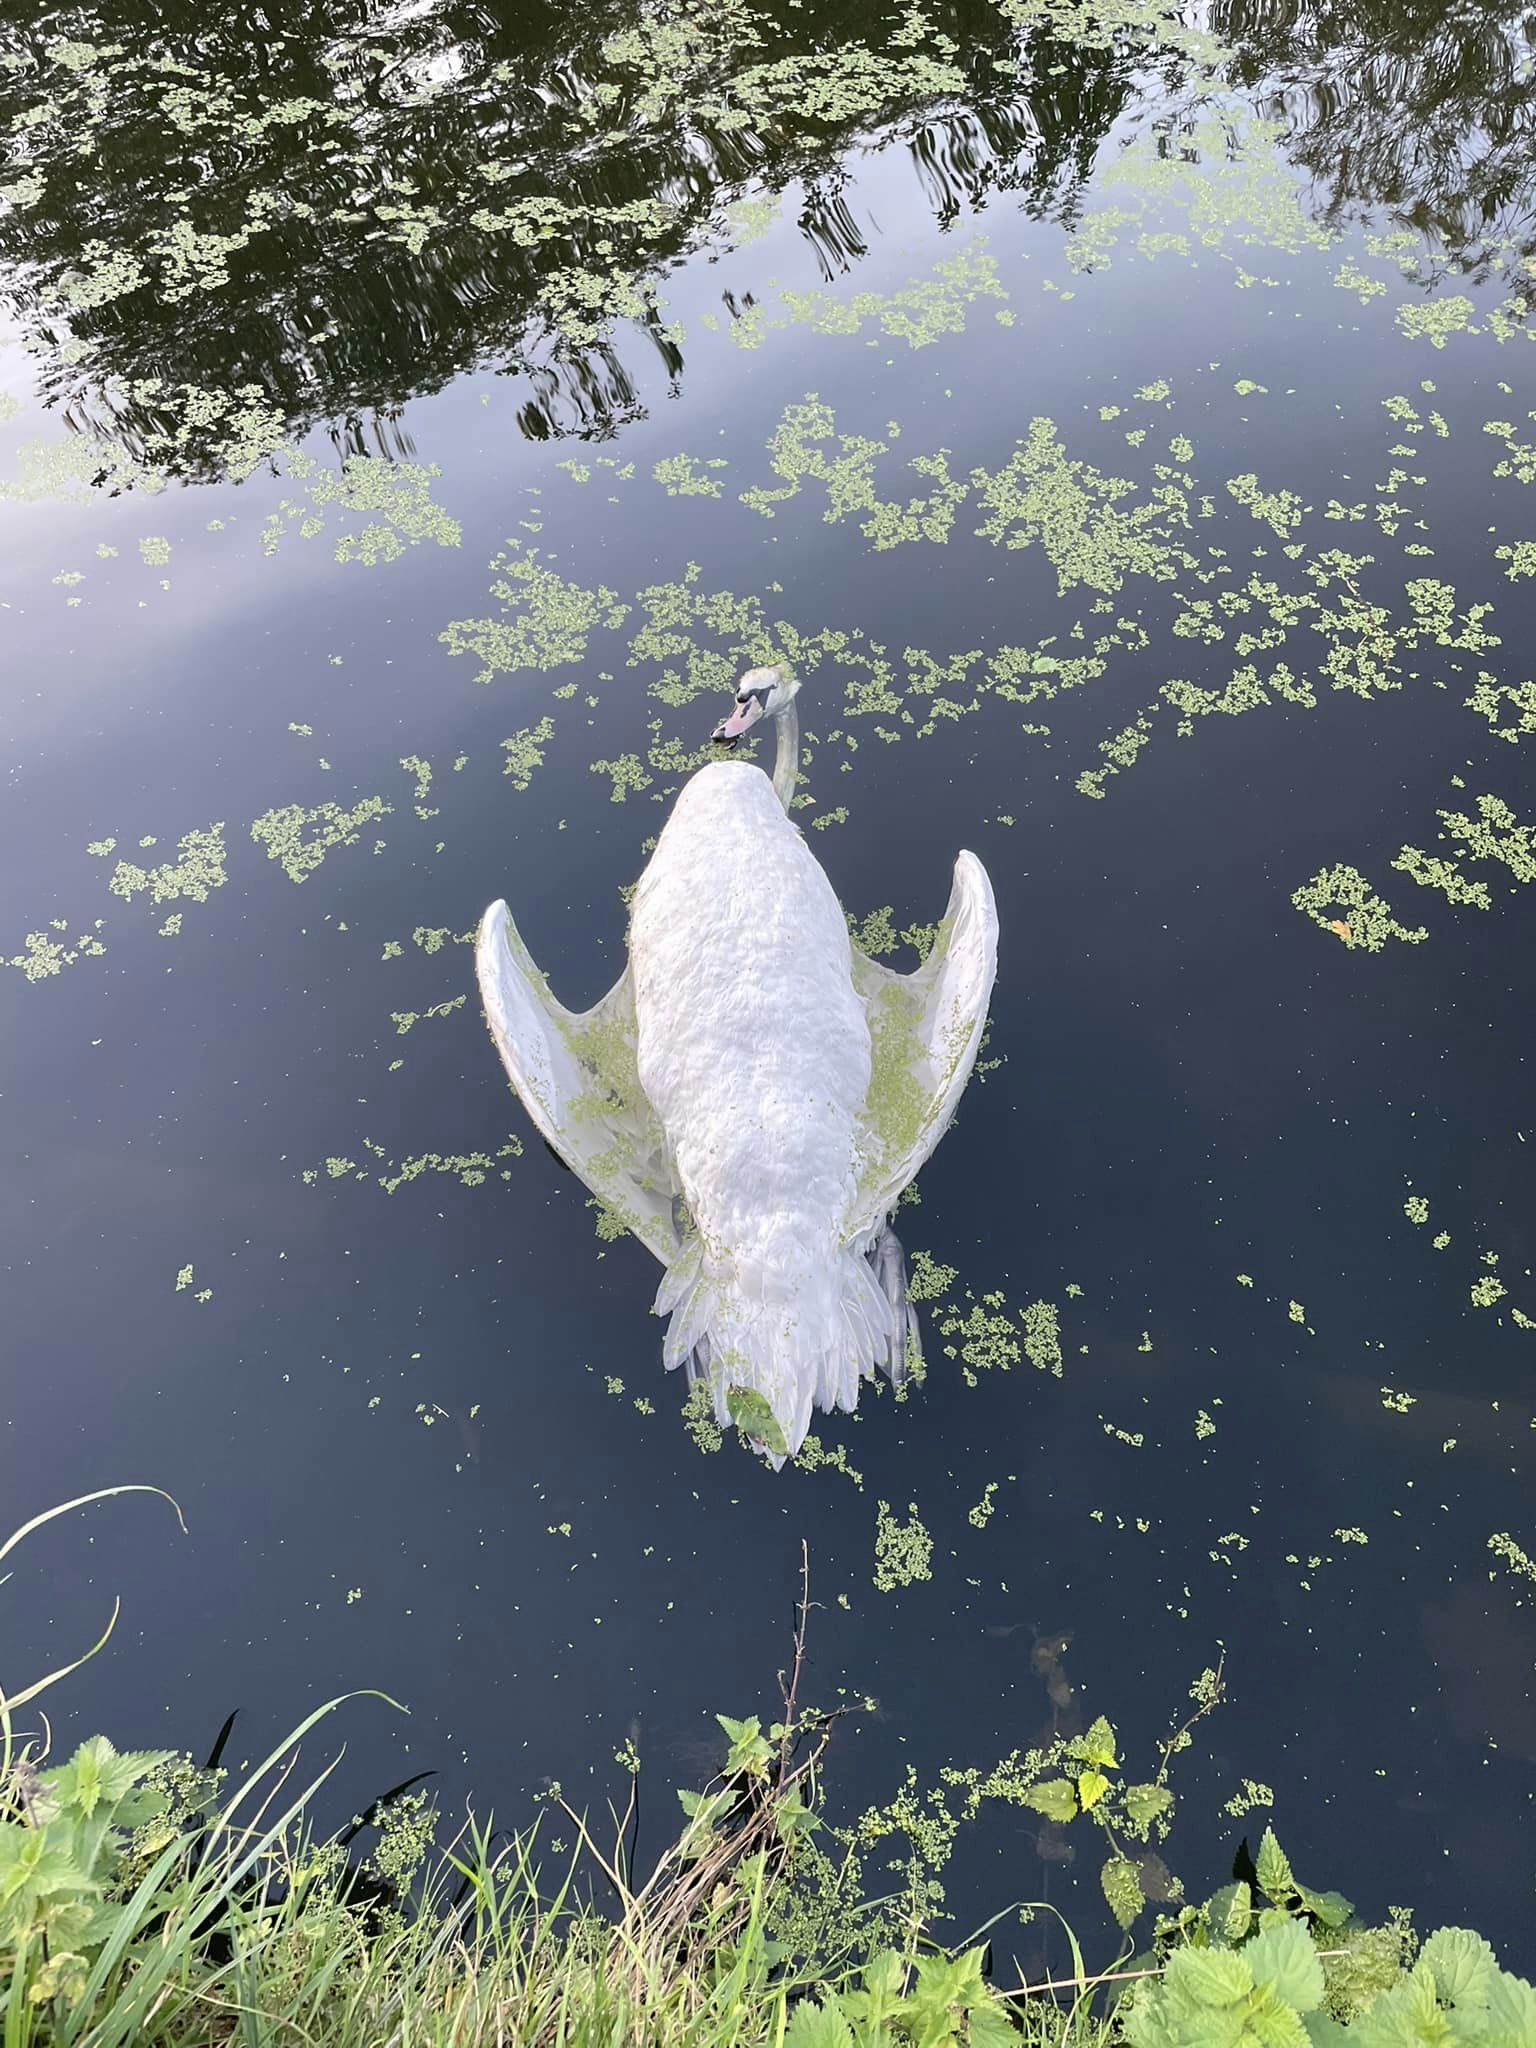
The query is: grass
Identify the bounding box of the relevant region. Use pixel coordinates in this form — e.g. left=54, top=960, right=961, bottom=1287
left=2, top=1498, right=1529, bottom=2045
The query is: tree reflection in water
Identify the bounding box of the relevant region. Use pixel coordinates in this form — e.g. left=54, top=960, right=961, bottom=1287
left=1214, top=0, right=1536, bottom=288
left=1, top=0, right=1533, bottom=474
left=0, top=0, right=1139, bottom=465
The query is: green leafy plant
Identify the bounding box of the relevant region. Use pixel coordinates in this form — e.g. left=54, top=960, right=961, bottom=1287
left=1, top=1736, right=174, bottom=2007
left=786, top=1944, right=1020, bottom=2048
left=1013, top=1672, right=1223, bottom=1936
left=3, top=1503, right=1532, bottom=2048
left=1123, top=1920, right=1536, bottom=2047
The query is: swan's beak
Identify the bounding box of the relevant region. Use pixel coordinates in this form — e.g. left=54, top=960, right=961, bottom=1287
left=713, top=697, right=766, bottom=744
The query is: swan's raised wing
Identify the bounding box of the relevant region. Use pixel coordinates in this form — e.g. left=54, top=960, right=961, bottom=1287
left=844, top=850, right=999, bottom=1243
left=476, top=901, right=680, bottom=1264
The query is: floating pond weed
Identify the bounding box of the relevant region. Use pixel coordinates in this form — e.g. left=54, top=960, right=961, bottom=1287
left=873, top=1500, right=933, bottom=1592
left=250, top=796, right=392, bottom=883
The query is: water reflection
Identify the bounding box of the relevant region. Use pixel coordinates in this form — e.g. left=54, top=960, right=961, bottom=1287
left=5, top=0, right=1536, bottom=472
left=0, top=0, right=1136, bottom=464
left=1215, top=0, right=1536, bottom=285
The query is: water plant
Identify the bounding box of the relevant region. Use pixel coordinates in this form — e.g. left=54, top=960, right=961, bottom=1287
left=4, top=1503, right=1532, bottom=2046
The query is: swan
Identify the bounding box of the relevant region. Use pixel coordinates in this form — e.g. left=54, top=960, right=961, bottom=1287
left=475, top=665, right=999, bottom=1463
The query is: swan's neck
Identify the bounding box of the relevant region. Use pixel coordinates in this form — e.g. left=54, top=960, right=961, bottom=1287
left=772, top=696, right=800, bottom=812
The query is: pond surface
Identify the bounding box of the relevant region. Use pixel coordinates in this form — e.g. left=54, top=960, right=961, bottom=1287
left=3, top=0, right=1536, bottom=1967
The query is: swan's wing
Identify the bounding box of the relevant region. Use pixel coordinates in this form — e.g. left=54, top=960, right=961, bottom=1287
left=476, top=900, right=680, bottom=1264
left=844, top=851, right=999, bottom=1242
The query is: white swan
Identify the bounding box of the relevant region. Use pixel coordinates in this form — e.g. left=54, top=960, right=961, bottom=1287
left=475, top=666, right=999, bottom=1462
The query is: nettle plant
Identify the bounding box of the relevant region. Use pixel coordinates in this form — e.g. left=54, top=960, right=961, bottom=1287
left=1015, top=1712, right=1177, bottom=1934
left=0, top=1737, right=182, bottom=2005
left=1125, top=1915, right=1536, bottom=2047
left=785, top=1945, right=1018, bottom=2048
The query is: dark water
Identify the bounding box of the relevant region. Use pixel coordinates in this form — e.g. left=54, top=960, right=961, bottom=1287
left=3, top=0, right=1536, bottom=1970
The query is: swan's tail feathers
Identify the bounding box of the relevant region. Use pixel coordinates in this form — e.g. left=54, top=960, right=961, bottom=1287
left=656, top=1235, right=908, bottom=1466
left=866, top=1221, right=922, bottom=1387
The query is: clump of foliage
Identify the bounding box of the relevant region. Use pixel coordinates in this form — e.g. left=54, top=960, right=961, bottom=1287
left=3, top=1501, right=1531, bottom=2046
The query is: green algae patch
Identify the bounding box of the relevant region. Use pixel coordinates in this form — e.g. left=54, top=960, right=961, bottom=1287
left=873, top=1500, right=933, bottom=1591
left=442, top=547, right=630, bottom=682
left=502, top=718, right=556, bottom=791
left=1291, top=866, right=1428, bottom=952
left=251, top=797, right=392, bottom=882
left=740, top=398, right=967, bottom=550
left=970, top=416, right=1193, bottom=594
left=6, top=926, right=107, bottom=982
left=1466, top=675, right=1536, bottom=743
left=1395, top=297, right=1477, bottom=348
left=262, top=453, right=461, bottom=564
left=653, top=454, right=728, bottom=497
left=1488, top=1532, right=1536, bottom=1584
left=108, top=825, right=227, bottom=908
left=729, top=242, right=1006, bottom=352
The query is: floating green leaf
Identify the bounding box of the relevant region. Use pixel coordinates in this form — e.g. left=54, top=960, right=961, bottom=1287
left=1101, top=1855, right=1144, bottom=1930
left=1123, top=1782, right=1173, bottom=1830
left=1019, top=1778, right=1078, bottom=1823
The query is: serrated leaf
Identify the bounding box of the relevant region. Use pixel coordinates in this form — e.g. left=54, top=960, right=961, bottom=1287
left=773, top=1790, right=818, bottom=1840
left=1346, top=1963, right=1444, bottom=2048
left=41, top=1737, right=170, bottom=1822
left=1077, top=1769, right=1111, bottom=1812
left=1298, top=1886, right=1353, bottom=1930
left=726, top=1386, right=788, bottom=1457
left=1246, top=1919, right=1324, bottom=2013
left=1483, top=1966, right=1536, bottom=2037
left=1248, top=1990, right=1311, bottom=2048
left=913, top=1947, right=988, bottom=2018
left=863, top=1952, right=907, bottom=1999
left=1124, top=1782, right=1174, bottom=1830
left=784, top=1994, right=853, bottom=2048
left=1420, top=1928, right=1498, bottom=2008
left=1123, top=1996, right=1176, bottom=2048
left=1073, top=1714, right=1119, bottom=1769
left=1166, top=1944, right=1254, bottom=2009
left=28, top=1950, right=87, bottom=2005
left=1256, top=1826, right=1296, bottom=1903
left=967, top=2001, right=1018, bottom=2048
left=1205, top=1880, right=1253, bottom=1943
left=1020, top=1777, right=1078, bottom=1823
left=1302, top=2016, right=1351, bottom=2048
left=1137, top=1989, right=1246, bottom=2048
left=1101, top=1855, right=1144, bottom=1931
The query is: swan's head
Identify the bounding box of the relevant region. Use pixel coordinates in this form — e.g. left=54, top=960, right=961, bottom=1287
left=712, top=664, right=799, bottom=744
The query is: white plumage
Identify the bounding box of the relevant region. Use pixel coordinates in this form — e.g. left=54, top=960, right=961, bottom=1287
left=475, top=666, right=999, bottom=1462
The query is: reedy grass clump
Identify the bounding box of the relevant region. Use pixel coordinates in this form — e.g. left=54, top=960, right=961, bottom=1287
left=4, top=1497, right=1532, bottom=2047
left=0, top=1502, right=1062, bottom=2046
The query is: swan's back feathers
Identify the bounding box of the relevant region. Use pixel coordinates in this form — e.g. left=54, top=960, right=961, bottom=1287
left=631, top=764, right=868, bottom=1271
left=632, top=764, right=897, bottom=1455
